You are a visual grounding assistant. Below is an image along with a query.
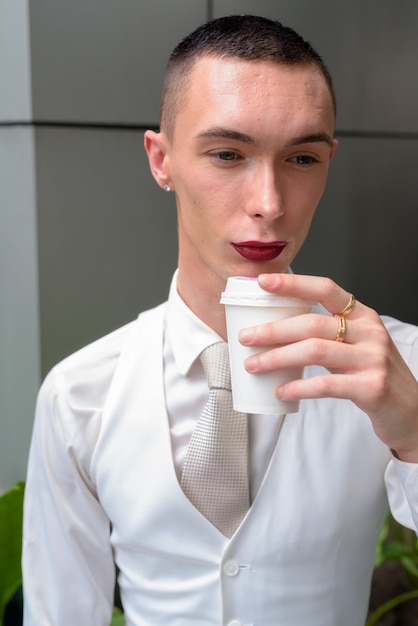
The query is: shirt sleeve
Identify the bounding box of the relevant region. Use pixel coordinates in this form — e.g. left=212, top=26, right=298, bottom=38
left=383, top=319, right=418, bottom=532
left=385, top=458, right=418, bottom=530
left=22, top=369, right=116, bottom=625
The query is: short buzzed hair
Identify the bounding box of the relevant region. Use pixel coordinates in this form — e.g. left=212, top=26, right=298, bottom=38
left=160, top=14, right=337, bottom=138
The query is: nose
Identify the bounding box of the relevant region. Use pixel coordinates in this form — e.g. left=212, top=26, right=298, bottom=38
left=247, top=163, right=284, bottom=221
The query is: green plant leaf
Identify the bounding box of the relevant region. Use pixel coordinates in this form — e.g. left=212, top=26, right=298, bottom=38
left=110, top=610, right=125, bottom=626
left=380, top=540, right=412, bottom=560
left=374, top=512, right=390, bottom=566
left=0, top=482, right=25, bottom=625
left=400, top=555, right=418, bottom=580
left=365, top=589, right=418, bottom=626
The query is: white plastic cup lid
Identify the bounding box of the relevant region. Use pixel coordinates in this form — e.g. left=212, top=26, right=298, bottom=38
left=220, top=276, right=315, bottom=307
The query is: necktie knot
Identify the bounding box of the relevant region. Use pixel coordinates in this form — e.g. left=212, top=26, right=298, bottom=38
left=200, top=341, right=231, bottom=391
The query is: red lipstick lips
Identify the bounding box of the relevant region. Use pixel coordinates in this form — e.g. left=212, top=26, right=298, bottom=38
left=232, top=241, right=286, bottom=262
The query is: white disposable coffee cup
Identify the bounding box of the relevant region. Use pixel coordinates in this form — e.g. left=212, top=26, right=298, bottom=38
left=220, top=276, right=314, bottom=414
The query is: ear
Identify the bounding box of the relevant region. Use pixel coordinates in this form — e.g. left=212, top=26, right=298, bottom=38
left=144, top=130, right=172, bottom=190
left=329, top=138, right=338, bottom=162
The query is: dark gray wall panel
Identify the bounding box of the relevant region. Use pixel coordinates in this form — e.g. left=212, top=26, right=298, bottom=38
left=35, top=127, right=178, bottom=374
left=29, top=0, right=207, bottom=124
left=214, top=0, right=418, bottom=132
left=294, top=136, right=418, bottom=325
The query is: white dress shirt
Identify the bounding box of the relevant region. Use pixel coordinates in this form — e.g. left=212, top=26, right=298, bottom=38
left=22, top=271, right=418, bottom=626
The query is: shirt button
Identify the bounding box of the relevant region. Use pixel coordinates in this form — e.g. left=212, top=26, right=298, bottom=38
left=223, top=559, right=240, bottom=576
left=227, top=620, right=242, bottom=626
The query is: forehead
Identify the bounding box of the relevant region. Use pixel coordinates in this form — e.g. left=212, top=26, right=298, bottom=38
left=172, top=56, right=335, bottom=141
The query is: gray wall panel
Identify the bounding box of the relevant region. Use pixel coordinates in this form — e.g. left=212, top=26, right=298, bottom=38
left=35, top=127, right=178, bottom=374
left=343, top=137, right=417, bottom=324
left=0, top=0, right=32, bottom=121
left=29, top=0, right=207, bottom=124
left=0, top=127, right=40, bottom=490
left=294, top=135, right=418, bottom=325
left=214, top=0, right=418, bottom=132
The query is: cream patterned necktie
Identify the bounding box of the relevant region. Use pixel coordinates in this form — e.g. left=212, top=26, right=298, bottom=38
left=181, top=341, right=250, bottom=538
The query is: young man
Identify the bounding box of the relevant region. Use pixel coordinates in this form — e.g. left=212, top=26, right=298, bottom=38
left=23, top=15, right=418, bottom=626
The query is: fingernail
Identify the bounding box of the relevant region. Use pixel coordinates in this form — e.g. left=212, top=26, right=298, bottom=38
left=244, top=355, right=258, bottom=373
left=259, top=274, right=277, bottom=288
left=275, top=386, right=285, bottom=400
left=239, top=327, right=254, bottom=344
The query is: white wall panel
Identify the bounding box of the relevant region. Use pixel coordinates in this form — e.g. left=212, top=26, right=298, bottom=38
left=29, top=0, right=207, bottom=124
left=0, top=127, right=40, bottom=490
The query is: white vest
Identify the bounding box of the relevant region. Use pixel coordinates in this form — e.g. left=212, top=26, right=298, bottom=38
left=91, top=304, right=390, bottom=626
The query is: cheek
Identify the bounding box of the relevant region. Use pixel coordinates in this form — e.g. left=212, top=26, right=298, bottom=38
left=177, top=194, right=217, bottom=245
left=293, top=174, right=328, bottom=217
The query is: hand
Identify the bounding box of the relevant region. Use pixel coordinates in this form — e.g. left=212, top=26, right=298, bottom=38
left=239, top=273, right=418, bottom=462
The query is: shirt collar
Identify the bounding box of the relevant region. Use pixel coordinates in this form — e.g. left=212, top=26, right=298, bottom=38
left=166, top=270, right=223, bottom=376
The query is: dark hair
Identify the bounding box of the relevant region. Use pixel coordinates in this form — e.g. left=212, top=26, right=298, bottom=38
left=160, top=14, right=336, bottom=137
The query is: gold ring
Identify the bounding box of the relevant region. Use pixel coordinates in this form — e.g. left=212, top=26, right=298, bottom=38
left=336, top=293, right=356, bottom=317
left=334, top=315, right=346, bottom=343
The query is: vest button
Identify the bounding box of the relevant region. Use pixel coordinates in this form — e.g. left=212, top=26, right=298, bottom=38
left=223, top=559, right=240, bottom=576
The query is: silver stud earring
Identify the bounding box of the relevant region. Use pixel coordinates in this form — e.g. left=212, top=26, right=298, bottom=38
left=163, top=184, right=172, bottom=192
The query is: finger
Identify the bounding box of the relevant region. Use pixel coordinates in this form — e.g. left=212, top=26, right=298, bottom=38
left=243, top=337, right=364, bottom=374
left=274, top=372, right=365, bottom=404
left=274, top=352, right=418, bottom=431
left=258, top=273, right=364, bottom=319
left=239, top=312, right=361, bottom=347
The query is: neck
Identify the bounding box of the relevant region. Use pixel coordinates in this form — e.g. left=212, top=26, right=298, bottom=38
left=176, top=269, right=228, bottom=340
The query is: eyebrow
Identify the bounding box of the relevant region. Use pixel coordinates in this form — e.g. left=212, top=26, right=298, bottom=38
left=195, top=127, right=257, bottom=145
left=289, top=133, right=334, bottom=147
left=195, top=127, right=333, bottom=147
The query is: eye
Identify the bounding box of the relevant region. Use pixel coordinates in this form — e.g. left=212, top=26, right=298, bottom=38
left=290, top=154, right=319, bottom=165
left=212, top=150, right=242, bottom=162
